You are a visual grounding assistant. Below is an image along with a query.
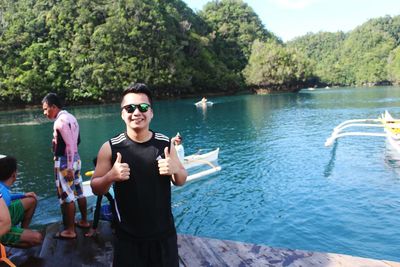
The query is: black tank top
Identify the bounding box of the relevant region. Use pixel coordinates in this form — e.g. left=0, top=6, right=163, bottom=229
left=109, top=131, right=176, bottom=240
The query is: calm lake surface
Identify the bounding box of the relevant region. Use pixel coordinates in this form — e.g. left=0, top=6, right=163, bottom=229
left=1, top=86, right=400, bottom=261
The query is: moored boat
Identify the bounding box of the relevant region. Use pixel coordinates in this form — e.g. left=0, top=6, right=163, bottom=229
left=325, top=110, right=400, bottom=153
left=194, top=99, right=213, bottom=107
left=183, top=148, right=219, bottom=169
left=82, top=148, right=221, bottom=197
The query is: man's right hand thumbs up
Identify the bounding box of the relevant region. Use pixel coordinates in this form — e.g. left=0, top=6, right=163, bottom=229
left=113, top=152, right=130, bottom=181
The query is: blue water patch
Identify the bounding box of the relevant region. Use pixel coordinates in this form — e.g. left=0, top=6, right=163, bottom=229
left=1, top=86, right=400, bottom=261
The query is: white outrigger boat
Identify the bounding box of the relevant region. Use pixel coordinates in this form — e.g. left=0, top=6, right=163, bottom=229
left=194, top=100, right=213, bottom=107
left=183, top=148, right=221, bottom=182
left=183, top=148, right=219, bottom=169
left=325, top=111, right=400, bottom=152
left=82, top=148, right=221, bottom=197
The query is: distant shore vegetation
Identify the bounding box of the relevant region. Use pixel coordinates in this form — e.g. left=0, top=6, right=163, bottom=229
left=0, top=0, right=399, bottom=106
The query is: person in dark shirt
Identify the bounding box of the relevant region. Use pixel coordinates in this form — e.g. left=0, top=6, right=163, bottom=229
left=91, top=83, right=187, bottom=266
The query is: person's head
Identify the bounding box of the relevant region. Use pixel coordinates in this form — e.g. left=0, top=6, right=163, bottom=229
left=0, top=155, right=17, bottom=183
left=42, top=93, right=62, bottom=120
left=120, top=83, right=154, bottom=131
left=121, top=83, right=153, bottom=106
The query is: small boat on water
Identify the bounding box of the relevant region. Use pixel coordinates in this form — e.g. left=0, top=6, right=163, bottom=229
left=194, top=98, right=213, bottom=107
left=82, top=148, right=221, bottom=197
left=183, top=148, right=220, bottom=182
left=325, top=110, right=400, bottom=153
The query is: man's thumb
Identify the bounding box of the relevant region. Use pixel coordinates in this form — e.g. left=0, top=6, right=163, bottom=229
left=116, top=152, right=122, bottom=163
left=164, top=147, right=170, bottom=158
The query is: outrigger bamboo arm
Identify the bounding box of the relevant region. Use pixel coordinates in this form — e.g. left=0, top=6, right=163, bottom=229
left=325, top=132, right=387, bottom=147
left=325, top=118, right=389, bottom=147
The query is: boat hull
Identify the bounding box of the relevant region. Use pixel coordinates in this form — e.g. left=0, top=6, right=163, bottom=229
left=183, top=148, right=219, bottom=169
left=194, top=101, right=213, bottom=107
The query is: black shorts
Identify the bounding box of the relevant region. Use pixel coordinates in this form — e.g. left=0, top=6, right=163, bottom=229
left=113, top=233, right=179, bottom=267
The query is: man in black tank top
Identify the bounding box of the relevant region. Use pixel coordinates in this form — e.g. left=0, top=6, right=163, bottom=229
left=91, top=83, right=187, bottom=266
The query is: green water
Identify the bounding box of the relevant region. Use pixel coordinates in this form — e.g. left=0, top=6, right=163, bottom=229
left=1, top=86, right=400, bottom=261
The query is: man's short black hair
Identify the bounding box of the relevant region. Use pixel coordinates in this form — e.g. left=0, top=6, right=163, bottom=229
left=0, top=155, right=17, bottom=181
left=121, top=83, right=153, bottom=106
left=42, top=93, right=63, bottom=109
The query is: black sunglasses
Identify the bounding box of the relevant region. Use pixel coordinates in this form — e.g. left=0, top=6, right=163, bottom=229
left=122, top=103, right=151, bottom=113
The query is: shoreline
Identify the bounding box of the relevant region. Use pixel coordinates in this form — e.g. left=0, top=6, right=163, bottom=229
left=0, top=89, right=252, bottom=112
left=1, top=84, right=396, bottom=112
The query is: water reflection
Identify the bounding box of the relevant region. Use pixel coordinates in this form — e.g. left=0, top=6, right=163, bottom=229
left=196, top=102, right=208, bottom=119
left=324, top=142, right=338, bottom=178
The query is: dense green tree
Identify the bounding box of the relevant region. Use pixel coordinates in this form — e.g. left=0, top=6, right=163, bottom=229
left=288, top=15, right=400, bottom=86
left=243, top=40, right=312, bottom=91
left=0, top=0, right=399, bottom=105
left=339, top=16, right=397, bottom=85
left=0, top=0, right=47, bottom=103
left=68, top=0, right=108, bottom=101
left=0, top=0, right=242, bottom=105
left=387, top=46, right=400, bottom=84
left=288, top=31, right=346, bottom=85
left=199, top=0, right=275, bottom=74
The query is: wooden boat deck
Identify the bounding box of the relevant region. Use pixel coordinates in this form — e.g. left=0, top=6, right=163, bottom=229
left=2, top=221, right=399, bottom=267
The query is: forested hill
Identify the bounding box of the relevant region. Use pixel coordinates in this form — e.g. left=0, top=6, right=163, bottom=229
left=0, top=0, right=273, bottom=105
left=287, top=15, right=400, bottom=87
left=0, top=0, right=399, bottom=106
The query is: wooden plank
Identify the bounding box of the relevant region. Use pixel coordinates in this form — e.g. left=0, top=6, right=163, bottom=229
left=178, top=234, right=400, bottom=267
left=39, top=222, right=113, bottom=266
left=178, top=233, right=228, bottom=266
left=5, top=221, right=113, bottom=267
left=4, top=224, right=400, bottom=267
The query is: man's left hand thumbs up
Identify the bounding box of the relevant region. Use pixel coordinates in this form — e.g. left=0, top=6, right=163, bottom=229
left=158, top=146, right=176, bottom=175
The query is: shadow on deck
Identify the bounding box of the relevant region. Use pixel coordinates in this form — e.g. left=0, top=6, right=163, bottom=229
left=3, top=221, right=113, bottom=267
left=2, top=221, right=400, bottom=267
